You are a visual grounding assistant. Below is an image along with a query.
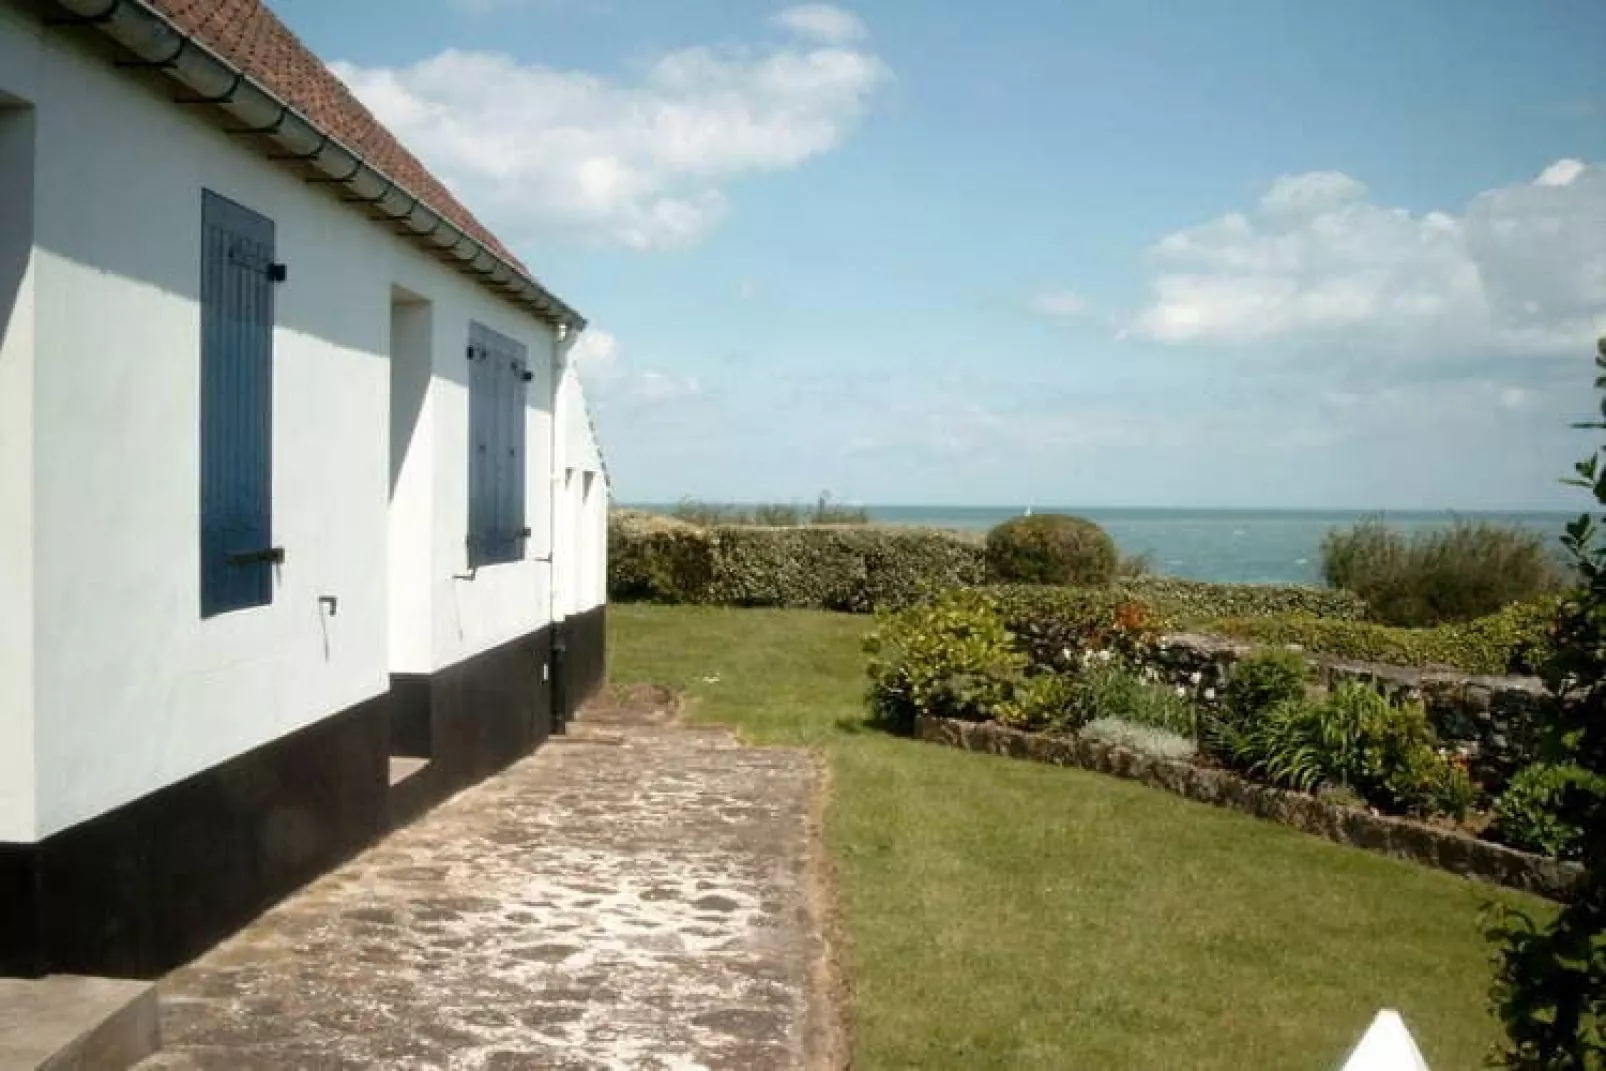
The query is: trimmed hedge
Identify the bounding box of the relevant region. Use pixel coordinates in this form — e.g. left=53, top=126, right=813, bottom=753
left=607, top=510, right=715, bottom=603
left=1115, top=576, right=1367, bottom=623
left=1205, top=596, right=1561, bottom=676
left=608, top=510, right=985, bottom=612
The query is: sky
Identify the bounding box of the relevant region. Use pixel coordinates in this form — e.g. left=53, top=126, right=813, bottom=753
left=282, top=0, right=1606, bottom=510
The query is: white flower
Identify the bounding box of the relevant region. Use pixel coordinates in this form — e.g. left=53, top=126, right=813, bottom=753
left=1097, top=650, right=1114, bottom=664
left=1203, top=687, right=1216, bottom=701
left=1061, top=647, right=1073, bottom=661
left=1189, top=671, right=1203, bottom=685
left=1175, top=686, right=1187, bottom=697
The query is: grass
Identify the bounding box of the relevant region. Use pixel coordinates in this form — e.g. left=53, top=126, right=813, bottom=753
left=609, top=603, right=1553, bottom=1069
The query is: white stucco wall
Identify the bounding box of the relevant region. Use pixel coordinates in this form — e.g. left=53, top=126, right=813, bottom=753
left=552, top=365, right=607, bottom=619
left=0, top=11, right=567, bottom=839
left=0, top=73, right=37, bottom=841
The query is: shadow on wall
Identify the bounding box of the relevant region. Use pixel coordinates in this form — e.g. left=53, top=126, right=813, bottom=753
left=0, top=98, right=31, bottom=353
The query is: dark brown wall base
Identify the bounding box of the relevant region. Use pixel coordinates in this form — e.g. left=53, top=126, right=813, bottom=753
left=556, top=604, right=608, bottom=729
left=0, top=612, right=608, bottom=980
left=916, top=716, right=1583, bottom=902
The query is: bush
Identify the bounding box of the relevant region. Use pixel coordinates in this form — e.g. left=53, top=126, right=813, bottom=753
left=977, top=584, right=1167, bottom=672
left=1222, top=648, right=1310, bottom=724
left=997, top=671, right=1082, bottom=732
left=1205, top=597, right=1560, bottom=676
left=1116, top=576, right=1367, bottom=623
left=985, top=514, right=1119, bottom=586
left=606, top=510, right=716, bottom=603
left=1080, top=717, right=1198, bottom=761
left=1490, top=763, right=1606, bottom=862
left=1322, top=516, right=1565, bottom=627
left=1217, top=683, right=1473, bottom=819
left=610, top=512, right=985, bottom=612
left=863, top=589, right=1025, bottom=733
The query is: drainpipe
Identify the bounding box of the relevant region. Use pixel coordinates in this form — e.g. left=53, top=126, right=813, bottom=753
left=44, top=0, right=585, bottom=333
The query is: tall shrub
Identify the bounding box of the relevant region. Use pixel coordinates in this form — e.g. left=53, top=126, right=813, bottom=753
left=1322, top=516, right=1564, bottom=626
left=1488, top=341, right=1606, bottom=1068
left=985, top=514, right=1118, bottom=586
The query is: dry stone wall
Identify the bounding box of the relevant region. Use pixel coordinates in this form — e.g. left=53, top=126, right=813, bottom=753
left=1149, top=633, right=1550, bottom=791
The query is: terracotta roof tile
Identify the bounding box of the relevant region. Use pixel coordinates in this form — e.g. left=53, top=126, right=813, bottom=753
left=146, top=0, right=525, bottom=270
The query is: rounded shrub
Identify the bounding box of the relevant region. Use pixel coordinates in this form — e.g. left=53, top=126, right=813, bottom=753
left=985, top=514, right=1118, bottom=587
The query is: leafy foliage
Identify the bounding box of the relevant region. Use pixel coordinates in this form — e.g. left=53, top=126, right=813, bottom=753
left=1488, top=339, right=1606, bottom=1069
left=1206, top=597, right=1560, bottom=676
left=1117, top=575, right=1368, bottom=623
left=863, top=589, right=1026, bottom=733
left=979, top=584, right=1166, bottom=671
left=984, top=514, right=1119, bottom=586
left=1222, top=649, right=1310, bottom=725
left=1322, top=516, right=1566, bottom=627
left=1063, top=659, right=1197, bottom=738
left=1214, top=683, right=1474, bottom=819
left=1080, top=716, right=1199, bottom=761
left=607, top=510, right=716, bottom=603
left=1490, top=763, right=1606, bottom=862
left=609, top=509, right=985, bottom=612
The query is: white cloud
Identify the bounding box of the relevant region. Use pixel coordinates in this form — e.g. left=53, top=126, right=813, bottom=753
left=570, top=328, right=620, bottom=380
left=1031, top=289, right=1091, bottom=319
left=1133, top=160, right=1606, bottom=356
left=568, top=326, right=699, bottom=408
left=331, top=18, right=888, bottom=250
left=773, top=4, right=867, bottom=43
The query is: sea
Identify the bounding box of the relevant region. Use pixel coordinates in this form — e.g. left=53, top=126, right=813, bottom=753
left=629, top=505, right=1579, bottom=586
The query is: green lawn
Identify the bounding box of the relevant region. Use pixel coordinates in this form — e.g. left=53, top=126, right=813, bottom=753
left=609, top=603, right=1550, bottom=1069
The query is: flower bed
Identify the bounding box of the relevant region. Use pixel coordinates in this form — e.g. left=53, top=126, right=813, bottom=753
left=917, top=715, right=1582, bottom=900
left=865, top=587, right=1593, bottom=878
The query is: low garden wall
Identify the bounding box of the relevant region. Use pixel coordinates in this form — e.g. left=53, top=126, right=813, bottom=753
left=917, top=716, right=1582, bottom=901
left=1151, top=633, right=1549, bottom=791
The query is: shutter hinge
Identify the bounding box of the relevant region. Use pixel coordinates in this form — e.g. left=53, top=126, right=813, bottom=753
left=268, top=262, right=288, bottom=283
left=520, top=370, right=534, bottom=382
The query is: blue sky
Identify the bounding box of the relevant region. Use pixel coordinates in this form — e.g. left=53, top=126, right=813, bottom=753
left=289, top=0, right=1606, bottom=509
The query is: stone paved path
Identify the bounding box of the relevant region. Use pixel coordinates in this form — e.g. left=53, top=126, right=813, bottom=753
left=137, top=688, right=834, bottom=1071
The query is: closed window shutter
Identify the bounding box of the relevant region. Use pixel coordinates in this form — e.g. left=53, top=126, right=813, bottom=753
left=200, top=191, right=275, bottom=617
left=467, top=322, right=529, bottom=566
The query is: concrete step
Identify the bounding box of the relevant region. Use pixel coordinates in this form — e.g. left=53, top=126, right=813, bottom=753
left=0, top=975, right=158, bottom=1071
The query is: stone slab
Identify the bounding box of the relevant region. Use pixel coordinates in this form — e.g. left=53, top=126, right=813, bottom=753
left=0, top=975, right=158, bottom=1071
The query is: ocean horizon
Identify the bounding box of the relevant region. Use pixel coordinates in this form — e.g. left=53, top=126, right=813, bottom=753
left=625, top=504, right=1579, bottom=586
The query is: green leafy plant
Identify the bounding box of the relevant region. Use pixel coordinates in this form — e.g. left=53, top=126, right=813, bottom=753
left=996, top=671, right=1082, bottom=732
left=1322, top=516, right=1566, bottom=627
left=1058, top=658, right=1195, bottom=737
left=984, top=514, right=1119, bottom=587
left=1488, top=340, right=1606, bottom=1069
left=1223, top=649, right=1310, bottom=722
left=863, top=589, right=1026, bottom=733
left=1489, top=763, right=1606, bottom=862
left=1218, top=683, right=1472, bottom=819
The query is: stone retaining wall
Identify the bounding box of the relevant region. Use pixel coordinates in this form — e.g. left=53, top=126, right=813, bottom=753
left=1150, top=633, right=1550, bottom=791
left=917, top=716, right=1581, bottom=901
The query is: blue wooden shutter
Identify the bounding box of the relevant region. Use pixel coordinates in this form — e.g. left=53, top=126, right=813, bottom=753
left=200, top=191, right=276, bottom=617
left=466, top=323, right=528, bottom=566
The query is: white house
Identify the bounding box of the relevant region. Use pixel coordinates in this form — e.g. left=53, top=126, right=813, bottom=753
left=0, top=0, right=609, bottom=978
